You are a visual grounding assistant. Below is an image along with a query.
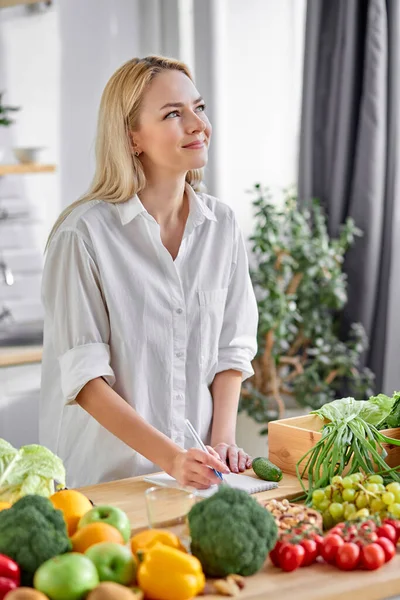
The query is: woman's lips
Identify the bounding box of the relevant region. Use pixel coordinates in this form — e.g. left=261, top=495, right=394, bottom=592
left=182, top=141, right=205, bottom=149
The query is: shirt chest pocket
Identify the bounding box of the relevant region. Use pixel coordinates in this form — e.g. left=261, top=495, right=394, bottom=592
left=197, top=288, right=228, bottom=380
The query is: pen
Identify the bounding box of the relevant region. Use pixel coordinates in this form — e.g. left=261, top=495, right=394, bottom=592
left=184, top=418, right=225, bottom=483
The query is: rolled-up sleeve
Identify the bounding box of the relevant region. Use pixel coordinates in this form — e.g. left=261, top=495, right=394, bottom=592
left=42, top=230, right=115, bottom=404
left=216, top=217, right=258, bottom=381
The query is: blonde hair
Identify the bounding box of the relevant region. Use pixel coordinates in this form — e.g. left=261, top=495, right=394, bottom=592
left=46, top=55, right=204, bottom=249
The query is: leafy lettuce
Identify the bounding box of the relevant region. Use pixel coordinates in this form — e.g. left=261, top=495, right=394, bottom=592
left=312, top=393, right=398, bottom=428
left=377, top=391, right=400, bottom=430
left=0, top=439, right=65, bottom=504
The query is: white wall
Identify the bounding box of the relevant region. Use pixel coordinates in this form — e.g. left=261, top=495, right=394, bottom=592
left=211, top=0, right=306, bottom=236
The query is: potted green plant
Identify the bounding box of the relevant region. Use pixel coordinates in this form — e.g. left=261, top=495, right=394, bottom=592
left=239, top=184, right=374, bottom=434
left=0, top=92, right=20, bottom=162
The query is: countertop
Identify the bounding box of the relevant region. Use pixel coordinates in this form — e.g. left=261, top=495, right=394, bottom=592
left=78, top=471, right=400, bottom=600
left=0, top=345, right=42, bottom=367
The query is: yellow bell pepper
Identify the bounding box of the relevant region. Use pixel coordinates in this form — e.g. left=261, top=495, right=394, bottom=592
left=130, top=528, right=186, bottom=555
left=137, top=543, right=205, bottom=600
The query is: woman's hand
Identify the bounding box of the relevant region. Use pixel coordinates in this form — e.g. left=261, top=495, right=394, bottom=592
left=170, top=448, right=230, bottom=490
left=213, top=443, right=252, bottom=473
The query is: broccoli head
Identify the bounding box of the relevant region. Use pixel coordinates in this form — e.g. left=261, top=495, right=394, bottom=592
left=0, top=494, right=72, bottom=585
left=188, top=485, right=278, bottom=577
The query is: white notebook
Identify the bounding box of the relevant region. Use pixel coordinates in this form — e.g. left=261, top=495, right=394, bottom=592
left=143, top=472, right=278, bottom=498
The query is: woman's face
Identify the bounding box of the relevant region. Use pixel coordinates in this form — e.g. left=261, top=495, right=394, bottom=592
left=133, top=70, right=211, bottom=176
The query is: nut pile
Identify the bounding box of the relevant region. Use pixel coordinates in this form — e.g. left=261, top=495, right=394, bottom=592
left=201, top=574, right=246, bottom=597
left=262, top=498, right=323, bottom=534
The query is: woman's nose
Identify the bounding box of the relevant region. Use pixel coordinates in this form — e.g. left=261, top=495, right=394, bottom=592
left=186, top=112, right=206, bottom=134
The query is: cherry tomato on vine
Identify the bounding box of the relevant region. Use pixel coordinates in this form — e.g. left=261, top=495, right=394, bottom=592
left=361, top=543, right=386, bottom=571
left=377, top=524, right=397, bottom=544
left=300, top=538, right=318, bottom=566
left=321, top=534, right=344, bottom=564
left=279, top=543, right=305, bottom=572
left=335, top=542, right=360, bottom=571
left=375, top=537, right=396, bottom=563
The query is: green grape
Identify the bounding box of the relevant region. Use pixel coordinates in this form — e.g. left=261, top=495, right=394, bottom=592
left=312, top=489, right=326, bottom=504
left=344, top=503, right=357, bottom=519
left=329, top=502, right=344, bottom=520
left=367, top=475, right=384, bottom=485
left=350, top=473, right=363, bottom=483
left=365, top=483, right=380, bottom=494
left=394, top=491, right=400, bottom=503
left=388, top=503, right=400, bottom=518
left=324, top=485, right=334, bottom=499
left=386, top=482, right=400, bottom=494
left=318, top=499, right=330, bottom=512
left=342, top=477, right=354, bottom=489
left=322, top=510, right=335, bottom=530
left=377, top=484, right=386, bottom=492
left=331, top=476, right=343, bottom=485
left=356, top=508, right=370, bottom=518
left=355, top=492, right=368, bottom=509
left=342, top=488, right=356, bottom=502
left=383, top=492, right=396, bottom=505
left=370, top=498, right=386, bottom=512
left=332, top=491, right=343, bottom=503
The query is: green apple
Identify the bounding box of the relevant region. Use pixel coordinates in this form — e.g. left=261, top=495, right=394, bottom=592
left=34, top=553, right=99, bottom=600
left=85, top=542, right=136, bottom=585
left=78, top=505, right=131, bottom=543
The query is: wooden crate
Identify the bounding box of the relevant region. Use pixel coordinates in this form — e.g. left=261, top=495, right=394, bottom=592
left=268, top=413, right=400, bottom=476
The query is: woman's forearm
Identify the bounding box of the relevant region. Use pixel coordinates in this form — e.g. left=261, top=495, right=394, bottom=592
left=76, top=377, right=183, bottom=474
left=210, top=369, right=242, bottom=446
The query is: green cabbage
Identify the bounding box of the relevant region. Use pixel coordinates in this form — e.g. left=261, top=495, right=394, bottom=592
left=0, top=439, right=65, bottom=503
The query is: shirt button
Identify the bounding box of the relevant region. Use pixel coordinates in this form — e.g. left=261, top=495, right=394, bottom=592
left=176, top=308, right=183, bottom=314
left=175, top=351, right=184, bottom=358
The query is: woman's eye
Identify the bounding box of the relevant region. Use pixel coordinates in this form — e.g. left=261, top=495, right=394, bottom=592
left=196, top=104, right=206, bottom=112
left=164, top=111, right=180, bottom=119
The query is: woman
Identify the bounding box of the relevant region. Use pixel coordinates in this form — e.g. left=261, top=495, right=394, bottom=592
left=40, top=55, right=258, bottom=489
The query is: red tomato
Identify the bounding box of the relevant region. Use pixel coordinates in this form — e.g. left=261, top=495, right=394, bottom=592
left=361, top=543, right=386, bottom=571
left=364, top=532, right=378, bottom=544
left=360, top=520, right=376, bottom=532
left=331, top=524, right=345, bottom=536
left=335, top=543, right=360, bottom=571
left=300, top=538, right=318, bottom=566
left=279, top=543, right=305, bottom=572
left=321, top=534, right=344, bottom=564
left=0, top=555, right=19, bottom=585
left=375, top=537, right=396, bottom=563
left=383, top=518, right=400, bottom=542
left=0, top=577, right=18, bottom=600
left=269, top=541, right=283, bottom=568
left=313, top=534, right=324, bottom=555
left=377, top=524, right=397, bottom=544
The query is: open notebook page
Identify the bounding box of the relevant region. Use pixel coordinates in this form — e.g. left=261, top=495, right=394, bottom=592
left=143, top=472, right=278, bottom=498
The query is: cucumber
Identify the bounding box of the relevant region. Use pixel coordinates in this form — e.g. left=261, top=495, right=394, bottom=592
left=252, top=457, right=283, bottom=482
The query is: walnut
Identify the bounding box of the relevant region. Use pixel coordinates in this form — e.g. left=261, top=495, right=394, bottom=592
left=214, top=579, right=241, bottom=596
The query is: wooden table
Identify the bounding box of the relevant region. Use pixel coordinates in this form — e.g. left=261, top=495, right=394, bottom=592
left=79, top=472, right=400, bottom=600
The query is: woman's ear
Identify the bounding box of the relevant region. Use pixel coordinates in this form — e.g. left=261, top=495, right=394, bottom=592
left=128, top=131, right=141, bottom=155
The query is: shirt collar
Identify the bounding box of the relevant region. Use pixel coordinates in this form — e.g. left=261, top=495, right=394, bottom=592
left=115, top=182, right=217, bottom=226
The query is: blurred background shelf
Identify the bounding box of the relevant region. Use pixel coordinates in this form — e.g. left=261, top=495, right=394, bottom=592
left=0, top=0, right=50, bottom=8
left=0, top=164, right=56, bottom=176
left=0, top=345, right=42, bottom=367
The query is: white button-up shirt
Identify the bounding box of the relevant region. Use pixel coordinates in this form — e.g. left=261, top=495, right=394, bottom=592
left=40, top=183, right=258, bottom=488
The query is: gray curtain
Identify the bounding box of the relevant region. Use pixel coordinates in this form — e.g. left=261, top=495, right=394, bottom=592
left=298, top=0, right=400, bottom=391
